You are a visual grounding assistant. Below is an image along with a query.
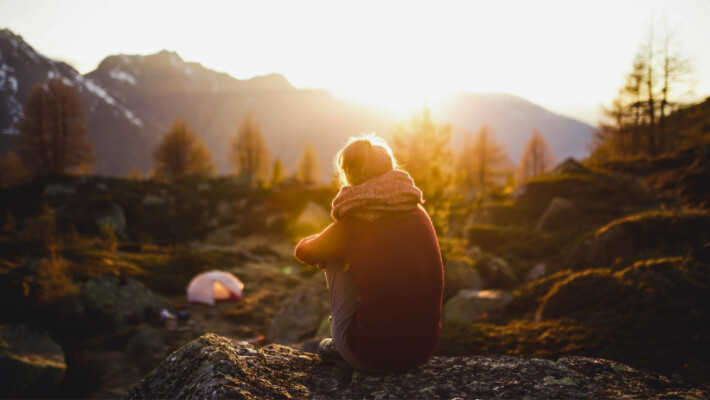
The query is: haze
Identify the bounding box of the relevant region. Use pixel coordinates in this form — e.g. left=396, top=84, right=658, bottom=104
left=1, top=0, right=709, bottom=125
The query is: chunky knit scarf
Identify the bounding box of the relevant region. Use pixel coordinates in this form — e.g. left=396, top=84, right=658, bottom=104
left=331, top=169, right=423, bottom=222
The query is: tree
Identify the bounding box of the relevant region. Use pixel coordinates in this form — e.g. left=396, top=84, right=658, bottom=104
left=456, top=125, right=509, bottom=196
left=516, top=131, right=555, bottom=183
left=294, top=143, right=321, bottom=184
left=16, top=79, right=94, bottom=177
left=0, top=151, right=26, bottom=188
left=392, top=108, right=457, bottom=235
left=152, top=119, right=216, bottom=180
left=271, top=159, right=285, bottom=186
left=591, top=21, right=693, bottom=160
left=230, top=115, right=270, bottom=181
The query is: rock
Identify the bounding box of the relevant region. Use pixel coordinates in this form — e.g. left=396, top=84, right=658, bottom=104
left=125, top=333, right=708, bottom=399
left=0, top=324, right=66, bottom=398
left=66, top=276, right=173, bottom=336
left=552, top=158, right=591, bottom=176
left=567, top=210, right=710, bottom=270
left=268, top=273, right=330, bottom=345
left=534, top=197, right=579, bottom=232
left=95, top=202, right=127, bottom=233
left=126, top=326, right=166, bottom=370
left=443, top=289, right=513, bottom=323
left=43, top=183, right=76, bottom=196
left=443, top=259, right=483, bottom=301
left=142, top=194, right=166, bottom=205
left=475, top=255, right=517, bottom=288
left=525, top=262, right=548, bottom=282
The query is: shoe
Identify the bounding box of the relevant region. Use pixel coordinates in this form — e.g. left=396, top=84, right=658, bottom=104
left=318, top=338, right=353, bottom=371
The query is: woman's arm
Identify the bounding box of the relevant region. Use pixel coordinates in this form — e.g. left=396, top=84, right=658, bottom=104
left=294, top=222, right=347, bottom=266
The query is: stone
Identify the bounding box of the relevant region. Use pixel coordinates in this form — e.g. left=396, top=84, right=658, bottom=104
left=142, top=194, right=166, bottom=205
left=443, top=259, right=483, bottom=301
left=0, top=324, right=66, bottom=398
left=535, top=197, right=580, bottom=232
left=525, top=262, right=548, bottom=282
left=43, top=184, right=76, bottom=196
left=268, top=273, right=330, bottom=345
left=475, top=255, right=517, bottom=288
left=443, top=289, right=514, bottom=323
left=552, top=158, right=591, bottom=176
left=66, top=276, right=173, bottom=336
left=124, top=333, right=709, bottom=400
left=95, top=202, right=127, bottom=233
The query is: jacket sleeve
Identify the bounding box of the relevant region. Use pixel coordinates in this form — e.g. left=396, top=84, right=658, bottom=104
left=294, top=221, right=347, bottom=266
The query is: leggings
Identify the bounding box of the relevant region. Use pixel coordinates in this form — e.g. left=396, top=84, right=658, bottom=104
left=324, top=261, right=387, bottom=374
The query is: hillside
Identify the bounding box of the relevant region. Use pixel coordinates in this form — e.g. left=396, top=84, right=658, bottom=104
left=0, top=28, right=595, bottom=177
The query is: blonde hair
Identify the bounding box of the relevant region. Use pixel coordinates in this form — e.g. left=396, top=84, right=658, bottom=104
left=335, top=133, right=398, bottom=187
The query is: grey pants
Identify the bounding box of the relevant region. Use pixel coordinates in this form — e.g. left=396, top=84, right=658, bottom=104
left=324, top=261, right=387, bottom=374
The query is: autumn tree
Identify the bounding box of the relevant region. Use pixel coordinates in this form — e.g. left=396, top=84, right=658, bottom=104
left=271, top=159, right=285, bottom=186
left=591, top=21, right=692, bottom=160
left=230, top=115, right=270, bottom=182
left=152, top=119, right=216, bottom=180
left=516, top=131, right=555, bottom=183
left=0, top=151, right=26, bottom=188
left=392, top=108, right=457, bottom=235
left=16, top=79, right=94, bottom=177
left=294, top=143, right=321, bottom=184
left=457, top=125, right=509, bottom=196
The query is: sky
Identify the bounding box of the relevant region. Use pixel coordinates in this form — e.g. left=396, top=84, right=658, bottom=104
left=1, top=0, right=709, bottom=125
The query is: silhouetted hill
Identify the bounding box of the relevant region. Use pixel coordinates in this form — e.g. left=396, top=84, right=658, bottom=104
left=434, top=92, right=595, bottom=161
left=0, top=28, right=596, bottom=176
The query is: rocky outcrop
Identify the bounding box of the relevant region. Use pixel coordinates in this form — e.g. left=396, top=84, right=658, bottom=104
left=125, top=333, right=708, bottom=399
left=534, top=197, right=579, bottom=232
left=268, top=273, right=330, bottom=345
left=0, top=324, right=66, bottom=398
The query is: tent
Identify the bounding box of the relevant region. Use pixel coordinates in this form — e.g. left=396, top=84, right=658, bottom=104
left=187, top=270, right=244, bottom=305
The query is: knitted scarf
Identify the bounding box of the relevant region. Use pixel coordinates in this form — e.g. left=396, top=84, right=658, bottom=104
left=331, top=169, right=423, bottom=222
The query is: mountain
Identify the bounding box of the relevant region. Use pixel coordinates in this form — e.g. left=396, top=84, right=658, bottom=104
left=432, top=92, right=594, bottom=162
left=0, top=28, right=594, bottom=177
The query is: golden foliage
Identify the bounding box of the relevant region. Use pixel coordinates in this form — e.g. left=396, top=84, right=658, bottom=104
left=152, top=119, right=217, bottom=180
left=295, top=143, right=321, bottom=184
left=230, top=115, right=270, bottom=181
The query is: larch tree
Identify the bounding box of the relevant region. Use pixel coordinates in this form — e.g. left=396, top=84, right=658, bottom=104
left=16, top=79, right=94, bottom=177
left=230, top=115, right=270, bottom=182
left=516, top=131, right=555, bottom=184
left=294, top=143, right=321, bottom=184
left=271, top=158, right=285, bottom=186
left=0, top=151, right=26, bottom=188
left=392, top=107, right=457, bottom=235
left=457, top=125, right=509, bottom=196
left=152, top=119, right=216, bottom=180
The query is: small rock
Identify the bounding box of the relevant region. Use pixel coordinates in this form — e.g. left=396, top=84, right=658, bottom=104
left=268, top=273, right=330, bottom=345
left=443, top=259, right=483, bottom=301
left=535, top=197, right=579, bottom=232
left=476, top=255, right=517, bottom=288
left=142, top=194, right=166, bottom=205
left=43, top=184, right=76, bottom=196
left=525, top=263, right=547, bottom=282
left=443, top=289, right=514, bottom=323
left=0, top=324, right=66, bottom=398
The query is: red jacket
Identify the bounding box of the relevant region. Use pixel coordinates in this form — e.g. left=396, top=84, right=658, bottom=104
left=294, top=206, right=444, bottom=371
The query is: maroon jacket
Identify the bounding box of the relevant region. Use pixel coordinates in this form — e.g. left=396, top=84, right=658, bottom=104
left=294, top=206, right=444, bottom=371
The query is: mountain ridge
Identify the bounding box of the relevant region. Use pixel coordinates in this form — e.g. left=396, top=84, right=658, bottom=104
left=0, top=28, right=594, bottom=176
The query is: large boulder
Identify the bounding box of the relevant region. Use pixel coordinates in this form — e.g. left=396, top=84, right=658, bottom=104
left=443, top=289, right=513, bottom=323
left=63, top=276, right=173, bottom=337
left=0, top=324, right=66, bottom=398
left=268, top=273, right=330, bottom=345
left=534, top=197, right=579, bottom=232
left=443, top=259, right=483, bottom=301
left=125, top=333, right=708, bottom=399
left=567, top=210, right=710, bottom=270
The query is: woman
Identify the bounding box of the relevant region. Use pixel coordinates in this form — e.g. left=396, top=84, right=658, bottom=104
left=294, top=134, right=444, bottom=373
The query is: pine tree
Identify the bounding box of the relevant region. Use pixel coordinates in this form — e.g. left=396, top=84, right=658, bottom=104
left=152, top=119, right=216, bottom=180
left=457, top=125, right=509, bottom=197
left=16, top=79, right=94, bottom=177
left=516, top=131, right=555, bottom=183
left=294, top=143, right=321, bottom=184
left=230, top=115, right=270, bottom=181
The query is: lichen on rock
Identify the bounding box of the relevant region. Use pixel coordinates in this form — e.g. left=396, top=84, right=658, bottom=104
left=125, top=333, right=708, bottom=400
